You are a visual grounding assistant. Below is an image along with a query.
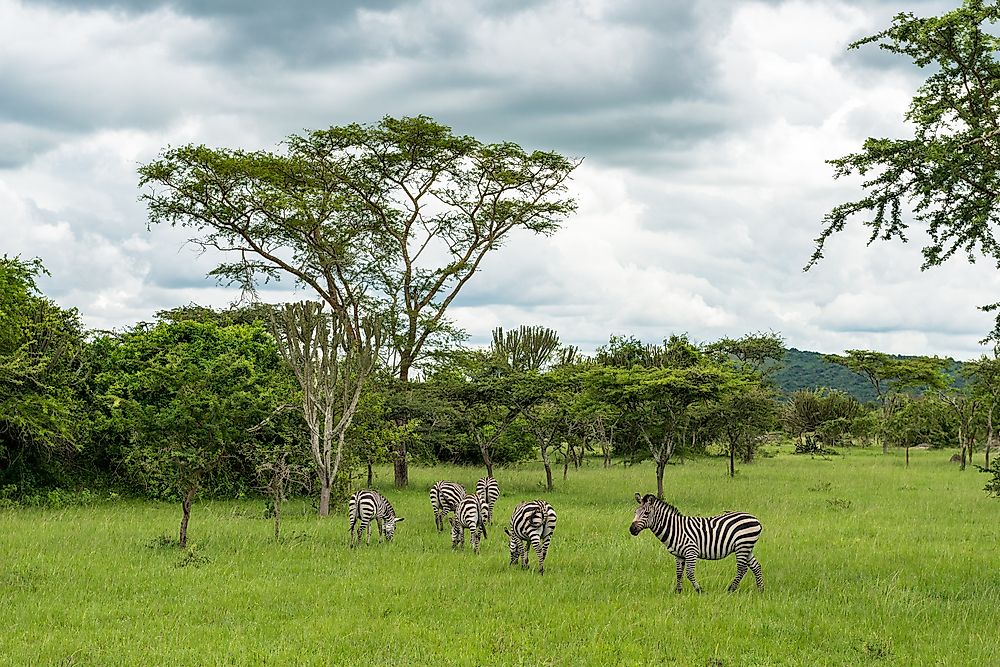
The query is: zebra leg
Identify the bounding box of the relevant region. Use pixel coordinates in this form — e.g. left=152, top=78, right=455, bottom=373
left=685, top=551, right=702, bottom=593
left=675, top=558, right=684, bottom=593
left=435, top=510, right=443, bottom=532
left=749, top=555, right=764, bottom=591
left=349, top=518, right=357, bottom=548
left=531, top=535, right=545, bottom=574
left=539, top=535, right=552, bottom=575
left=472, top=529, right=480, bottom=554
left=728, top=553, right=749, bottom=592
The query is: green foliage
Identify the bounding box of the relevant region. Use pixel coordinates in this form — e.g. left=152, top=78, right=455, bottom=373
left=811, top=1, right=1000, bottom=268
left=139, top=115, right=579, bottom=381
left=0, top=256, right=88, bottom=491
left=94, top=320, right=288, bottom=501
left=885, top=395, right=958, bottom=449
left=810, top=1, right=1000, bottom=338
left=977, top=459, right=1000, bottom=496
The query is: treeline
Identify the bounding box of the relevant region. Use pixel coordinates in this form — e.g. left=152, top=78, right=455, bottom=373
left=3, top=256, right=1000, bottom=530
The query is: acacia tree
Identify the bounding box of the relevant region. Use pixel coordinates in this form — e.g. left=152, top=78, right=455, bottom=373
left=139, top=116, right=578, bottom=488
left=706, top=333, right=785, bottom=475
left=939, top=389, right=982, bottom=471
left=593, top=336, right=741, bottom=499
left=823, top=350, right=949, bottom=453
left=809, top=2, right=1000, bottom=333
left=271, top=301, right=383, bottom=516
left=965, top=356, right=1000, bottom=467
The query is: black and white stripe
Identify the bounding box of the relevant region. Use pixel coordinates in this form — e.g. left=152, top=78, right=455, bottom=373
left=503, top=500, right=557, bottom=574
left=348, top=489, right=405, bottom=547
left=430, top=480, right=466, bottom=532
left=450, top=494, right=487, bottom=553
left=475, top=476, right=500, bottom=524
left=629, top=493, right=763, bottom=593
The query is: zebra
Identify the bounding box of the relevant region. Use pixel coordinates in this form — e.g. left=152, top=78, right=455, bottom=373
left=503, top=500, right=557, bottom=575
left=450, top=494, right=487, bottom=554
left=348, top=489, right=405, bottom=548
left=475, top=476, right=500, bottom=524
left=430, top=480, right=466, bottom=532
left=629, top=493, right=763, bottom=593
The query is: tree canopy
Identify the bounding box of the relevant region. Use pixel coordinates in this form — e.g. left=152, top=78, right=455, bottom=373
left=810, top=1, right=1000, bottom=275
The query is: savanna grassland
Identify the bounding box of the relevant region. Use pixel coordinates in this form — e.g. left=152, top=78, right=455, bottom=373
left=1, top=448, right=997, bottom=666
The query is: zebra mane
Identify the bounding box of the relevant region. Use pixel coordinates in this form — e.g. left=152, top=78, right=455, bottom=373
left=643, top=494, right=683, bottom=516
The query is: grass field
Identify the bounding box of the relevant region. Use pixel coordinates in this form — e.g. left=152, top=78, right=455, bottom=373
left=1, top=448, right=998, bottom=666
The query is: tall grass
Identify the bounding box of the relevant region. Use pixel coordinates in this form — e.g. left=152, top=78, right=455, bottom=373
left=0, top=448, right=997, bottom=666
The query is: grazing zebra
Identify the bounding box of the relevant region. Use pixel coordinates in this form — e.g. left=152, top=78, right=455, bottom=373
left=430, top=480, right=466, bottom=532
left=503, top=500, right=557, bottom=575
left=450, top=494, right=487, bottom=554
left=629, top=493, right=763, bottom=593
left=475, top=476, right=500, bottom=524
left=348, top=489, right=405, bottom=548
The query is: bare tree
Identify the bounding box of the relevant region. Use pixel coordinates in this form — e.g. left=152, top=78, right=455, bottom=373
left=271, top=301, right=383, bottom=515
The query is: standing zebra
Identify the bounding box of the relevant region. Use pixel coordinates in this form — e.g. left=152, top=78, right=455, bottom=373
left=348, top=489, right=405, bottom=548
left=450, top=494, right=487, bottom=554
left=629, top=493, right=763, bottom=593
left=475, top=476, right=500, bottom=524
left=430, top=480, right=466, bottom=532
left=504, top=500, right=557, bottom=574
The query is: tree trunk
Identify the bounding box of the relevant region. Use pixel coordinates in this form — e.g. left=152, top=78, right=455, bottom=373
left=394, top=442, right=409, bottom=488
left=319, top=474, right=331, bottom=516
left=273, top=493, right=282, bottom=541
left=367, top=460, right=374, bottom=488
left=729, top=441, right=736, bottom=478
left=179, top=486, right=197, bottom=549
left=603, top=444, right=611, bottom=468
left=905, top=445, right=909, bottom=468
left=655, top=460, right=666, bottom=500
left=478, top=435, right=495, bottom=479
left=539, top=444, right=554, bottom=491
left=562, top=449, right=569, bottom=481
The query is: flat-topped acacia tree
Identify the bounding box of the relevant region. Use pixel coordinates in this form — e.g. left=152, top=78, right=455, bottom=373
left=139, top=116, right=579, bottom=487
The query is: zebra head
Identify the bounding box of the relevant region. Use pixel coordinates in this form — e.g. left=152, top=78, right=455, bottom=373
left=629, top=492, right=656, bottom=535
left=383, top=516, right=405, bottom=541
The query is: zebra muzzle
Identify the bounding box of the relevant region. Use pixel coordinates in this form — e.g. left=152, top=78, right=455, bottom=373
left=629, top=522, right=641, bottom=536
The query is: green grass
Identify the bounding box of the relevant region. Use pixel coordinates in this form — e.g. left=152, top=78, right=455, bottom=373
left=1, top=448, right=998, bottom=666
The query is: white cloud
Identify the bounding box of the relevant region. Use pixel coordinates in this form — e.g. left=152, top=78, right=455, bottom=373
left=0, top=0, right=996, bottom=361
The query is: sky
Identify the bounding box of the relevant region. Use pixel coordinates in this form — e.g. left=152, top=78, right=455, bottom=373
left=2, top=0, right=997, bottom=360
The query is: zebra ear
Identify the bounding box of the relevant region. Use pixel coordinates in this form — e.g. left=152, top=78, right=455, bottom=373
left=634, top=493, right=642, bottom=504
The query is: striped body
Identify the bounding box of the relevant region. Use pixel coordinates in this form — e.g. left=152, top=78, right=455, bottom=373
left=475, top=476, right=500, bottom=524
left=348, top=489, right=404, bottom=547
left=450, top=494, right=487, bottom=554
left=504, top=500, right=557, bottom=574
left=430, top=480, right=466, bottom=532
left=629, top=493, right=763, bottom=593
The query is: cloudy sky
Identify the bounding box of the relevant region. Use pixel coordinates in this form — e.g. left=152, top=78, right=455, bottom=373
left=3, top=0, right=996, bottom=359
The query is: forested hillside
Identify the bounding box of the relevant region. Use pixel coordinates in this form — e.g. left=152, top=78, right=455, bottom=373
left=771, top=348, right=965, bottom=402
left=771, top=348, right=878, bottom=401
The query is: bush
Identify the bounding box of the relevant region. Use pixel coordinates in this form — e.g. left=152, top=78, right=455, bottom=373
left=976, top=460, right=1000, bottom=498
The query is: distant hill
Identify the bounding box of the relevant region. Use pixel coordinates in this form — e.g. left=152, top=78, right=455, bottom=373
left=769, top=348, right=964, bottom=403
